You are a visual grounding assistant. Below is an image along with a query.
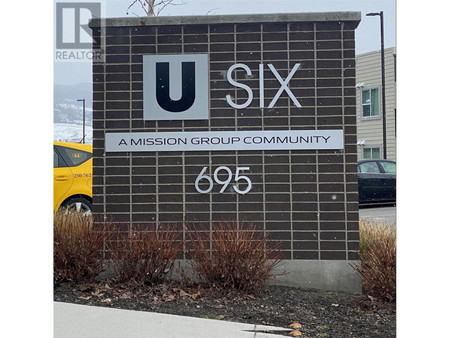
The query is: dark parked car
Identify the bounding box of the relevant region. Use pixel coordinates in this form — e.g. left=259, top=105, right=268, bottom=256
left=358, top=159, right=396, bottom=205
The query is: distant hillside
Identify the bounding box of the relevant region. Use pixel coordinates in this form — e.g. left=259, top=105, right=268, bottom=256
left=54, top=123, right=93, bottom=144
left=54, top=83, right=93, bottom=125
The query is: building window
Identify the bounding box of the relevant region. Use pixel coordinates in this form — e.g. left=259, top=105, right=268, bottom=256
left=362, top=88, right=379, bottom=118
left=363, top=147, right=380, bottom=159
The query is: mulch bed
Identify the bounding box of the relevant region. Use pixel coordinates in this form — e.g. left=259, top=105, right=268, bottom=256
left=54, top=280, right=395, bottom=337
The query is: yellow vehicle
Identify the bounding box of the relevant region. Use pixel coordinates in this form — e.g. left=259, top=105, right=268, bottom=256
left=53, top=141, right=93, bottom=215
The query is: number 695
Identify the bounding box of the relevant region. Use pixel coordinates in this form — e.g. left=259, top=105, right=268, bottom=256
left=194, top=166, right=252, bottom=195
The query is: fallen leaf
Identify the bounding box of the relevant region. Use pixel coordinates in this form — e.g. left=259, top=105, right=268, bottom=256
left=78, top=285, right=93, bottom=292
left=101, top=298, right=112, bottom=304
left=164, top=294, right=175, bottom=302
left=180, top=290, right=190, bottom=297
left=289, top=322, right=303, bottom=329
left=91, top=290, right=104, bottom=297
left=289, top=330, right=302, bottom=336
left=331, top=303, right=339, bottom=307
left=79, top=296, right=91, bottom=301
left=191, top=291, right=201, bottom=300
left=119, top=292, right=133, bottom=299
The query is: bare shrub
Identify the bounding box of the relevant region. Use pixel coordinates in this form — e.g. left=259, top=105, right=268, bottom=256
left=187, top=220, right=283, bottom=293
left=108, top=223, right=182, bottom=286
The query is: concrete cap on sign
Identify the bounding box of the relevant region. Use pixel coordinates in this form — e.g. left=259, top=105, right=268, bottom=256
left=89, top=11, right=361, bottom=28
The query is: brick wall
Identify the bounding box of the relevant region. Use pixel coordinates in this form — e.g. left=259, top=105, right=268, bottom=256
left=90, top=13, right=361, bottom=272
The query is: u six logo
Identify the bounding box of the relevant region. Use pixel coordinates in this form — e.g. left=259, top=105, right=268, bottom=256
left=143, top=54, right=301, bottom=121
left=143, top=54, right=209, bottom=120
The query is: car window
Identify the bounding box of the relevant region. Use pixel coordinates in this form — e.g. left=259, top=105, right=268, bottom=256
left=358, top=161, right=380, bottom=173
left=56, top=146, right=92, bottom=167
left=54, top=148, right=67, bottom=168
left=379, top=161, right=396, bottom=174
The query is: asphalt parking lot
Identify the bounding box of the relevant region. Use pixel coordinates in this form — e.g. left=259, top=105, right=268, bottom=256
left=359, top=205, right=396, bottom=224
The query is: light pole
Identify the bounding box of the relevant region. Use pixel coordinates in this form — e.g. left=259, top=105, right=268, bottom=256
left=77, top=98, right=86, bottom=144
left=366, top=11, right=387, bottom=159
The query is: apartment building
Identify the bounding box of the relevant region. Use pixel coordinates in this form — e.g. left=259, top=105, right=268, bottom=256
left=355, top=47, right=396, bottom=160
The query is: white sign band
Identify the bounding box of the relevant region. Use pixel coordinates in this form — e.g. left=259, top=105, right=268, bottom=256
left=105, top=130, right=344, bottom=152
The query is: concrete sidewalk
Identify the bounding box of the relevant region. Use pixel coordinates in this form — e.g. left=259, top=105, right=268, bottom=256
left=359, top=206, right=396, bottom=224
left=54, top=302, right=291, bottom=338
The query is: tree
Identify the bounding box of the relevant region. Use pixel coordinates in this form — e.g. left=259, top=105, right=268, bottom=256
left=127, top=0, right=185, bottom=17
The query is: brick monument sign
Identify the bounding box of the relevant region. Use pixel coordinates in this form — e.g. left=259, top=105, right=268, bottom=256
left=90, top=12, right=361, bottom=292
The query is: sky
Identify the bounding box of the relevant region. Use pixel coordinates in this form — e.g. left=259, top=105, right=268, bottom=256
left=54, top=0, right=396, bottom=85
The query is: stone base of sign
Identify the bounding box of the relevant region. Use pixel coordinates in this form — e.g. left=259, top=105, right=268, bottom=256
left=271, top=260, right=362, bottom=293
left=171, top=259, right=361, bottom=294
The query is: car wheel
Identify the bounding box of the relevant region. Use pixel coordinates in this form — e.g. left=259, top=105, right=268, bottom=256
left=61, top=197, right=93, bottom=216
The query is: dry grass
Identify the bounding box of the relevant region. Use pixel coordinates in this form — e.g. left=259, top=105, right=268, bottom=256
left=352, top=219, right=396, bottom=302
left=54, top=211, right=106, bottom=284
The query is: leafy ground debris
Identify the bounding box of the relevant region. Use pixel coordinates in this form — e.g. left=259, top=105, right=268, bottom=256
left=54, top=281, right=395, bottom=337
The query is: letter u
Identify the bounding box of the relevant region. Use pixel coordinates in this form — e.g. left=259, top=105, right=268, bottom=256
left=156, top=62, right=196, bottom=113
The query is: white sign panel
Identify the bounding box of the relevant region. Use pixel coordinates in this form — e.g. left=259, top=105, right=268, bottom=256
left=105, top=130, right=344, bottom=152
left=143, top=54, right=209, bottom=121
